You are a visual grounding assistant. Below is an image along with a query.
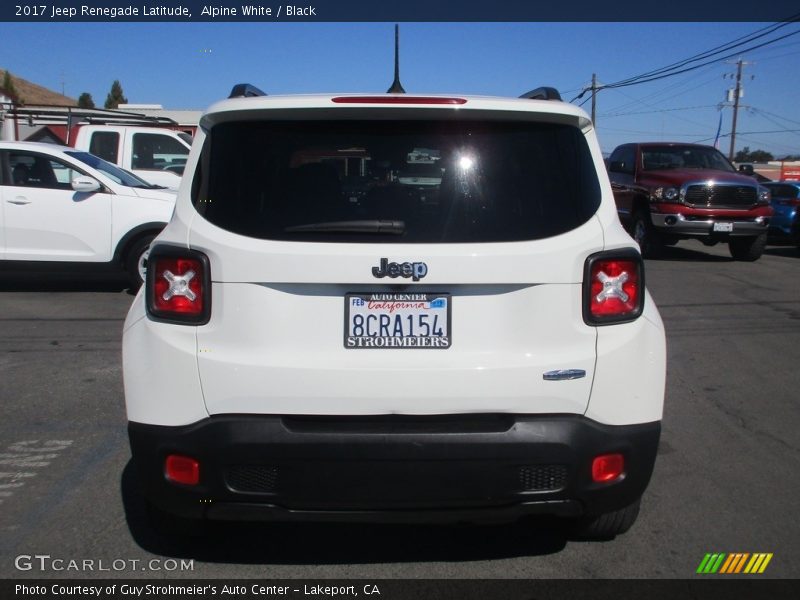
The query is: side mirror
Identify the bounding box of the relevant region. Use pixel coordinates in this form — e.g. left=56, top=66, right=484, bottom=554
left=72, top=176, right=101, bottom=193
left=609, top=161, right=626, bottom=173
left=738, top=164, right=754, bottom=176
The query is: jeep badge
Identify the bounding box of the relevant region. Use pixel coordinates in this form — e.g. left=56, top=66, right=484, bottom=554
left=371, top=258, right=428, bottom=281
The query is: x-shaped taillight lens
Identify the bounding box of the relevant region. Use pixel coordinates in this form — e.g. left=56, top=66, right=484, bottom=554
left=146, top=249, right=210, bottom=324
left=584, top=252, right=644, bottom=324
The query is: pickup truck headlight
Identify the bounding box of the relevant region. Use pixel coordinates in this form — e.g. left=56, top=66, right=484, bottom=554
left=652, top=187, right=680, bottom=202
left=757, top=186, right=771, bottom=205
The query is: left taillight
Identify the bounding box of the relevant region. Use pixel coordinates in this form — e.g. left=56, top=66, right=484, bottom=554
left=583, top=249, right=644, bottom=326
left=145, top=245, right=211, bottom=325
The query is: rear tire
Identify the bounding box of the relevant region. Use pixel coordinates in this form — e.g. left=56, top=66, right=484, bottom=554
left=632, top=210, right=661, bottom=258
left=728, top=234, right=766, bottom=261
left=124, top=235, right=155, bottom=290
left=570, top=498, right=641, bottom=540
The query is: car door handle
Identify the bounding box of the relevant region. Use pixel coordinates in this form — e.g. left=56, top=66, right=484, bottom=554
left=7, top=198, right=31, bottom=205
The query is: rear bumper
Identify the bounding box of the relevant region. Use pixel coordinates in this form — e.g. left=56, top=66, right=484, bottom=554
left=129, top=414, right=660, bottom=523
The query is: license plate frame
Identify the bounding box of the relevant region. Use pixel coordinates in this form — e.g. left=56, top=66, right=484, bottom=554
left=713, top=222, right=734, bottom=233
left=344, top=292, right=451, bottom=349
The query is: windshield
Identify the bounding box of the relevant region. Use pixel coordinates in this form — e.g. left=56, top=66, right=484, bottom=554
left=194, top=120, right=601, bottom=244
left=641, top=146, right=736, bottom=172
left=65, top=151, right=160, bottom=188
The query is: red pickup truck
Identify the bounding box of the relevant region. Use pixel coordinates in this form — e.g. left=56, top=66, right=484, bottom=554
left=607, top=142, right=772, bottom=260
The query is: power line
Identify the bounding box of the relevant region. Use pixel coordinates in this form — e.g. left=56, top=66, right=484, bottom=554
left=601, top=68, right=720, bottom=115
left=601, top=104, right=718, bottom=118
left=602, top=27, right=772, bottom=88
left=727, top=129, right=800, bottom=135
left=606, top=30, right=800, bottom=91
left=694, top=131, right=800, bottom=153
left=750, top=107, right=800, bottom=127
left=570, top=18, right=800, bottom=103
left=602, top=20, right=796, bottom=89
left=747, top=109, right=800, bottom=139
left=597, top=127, right=702, bottom=137
left=749, top=47, right=800, bottom=62
left=601, top=85, right=715, bottom=131
left=728, top=135, right=799, bottom=154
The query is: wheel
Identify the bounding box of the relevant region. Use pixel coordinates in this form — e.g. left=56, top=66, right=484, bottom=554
left=728, top=234, right=766, bottom=261
left=631, top=210, right=661, bottom=258
left=124, top=235, right=155, bottom=290
left=570, top=498, right=641, bottom=540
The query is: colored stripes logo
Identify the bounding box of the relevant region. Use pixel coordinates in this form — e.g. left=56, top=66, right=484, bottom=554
left=697, top=553, right=773, bottom=574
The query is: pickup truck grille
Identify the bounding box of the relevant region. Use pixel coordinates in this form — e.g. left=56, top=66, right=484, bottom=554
left=685, top=184, right=757, bottom=208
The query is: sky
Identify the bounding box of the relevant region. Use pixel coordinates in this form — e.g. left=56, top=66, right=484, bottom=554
left=2, top=21, right=800, bottom=157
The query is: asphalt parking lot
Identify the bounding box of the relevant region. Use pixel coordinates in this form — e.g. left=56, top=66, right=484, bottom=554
left=0, top=241, right=798, bottom=580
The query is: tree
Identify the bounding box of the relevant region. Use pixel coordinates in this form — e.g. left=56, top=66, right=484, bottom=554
left=104, top=80, right=127, bottom=109
left=1, top=70, right=19, bottom=103
left=77, top=92, right=95, bottom=109
left=734, top=146, right=774, bottom=163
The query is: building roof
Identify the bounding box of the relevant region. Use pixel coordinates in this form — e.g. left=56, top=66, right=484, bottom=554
left=0, top=69, right=77, bottom=106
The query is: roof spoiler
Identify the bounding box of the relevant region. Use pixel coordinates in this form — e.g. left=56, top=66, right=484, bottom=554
left=519, top=87, right=562, bottom=101
left=229, top=84, right=267, bottom=98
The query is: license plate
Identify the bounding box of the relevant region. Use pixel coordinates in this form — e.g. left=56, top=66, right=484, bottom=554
left=345, top=293, right=451, bottom=349
left=713, top=222, right=733, bottom=232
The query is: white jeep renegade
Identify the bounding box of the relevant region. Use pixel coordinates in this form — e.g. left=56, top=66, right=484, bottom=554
left=123, top=85, right=666, bottom=539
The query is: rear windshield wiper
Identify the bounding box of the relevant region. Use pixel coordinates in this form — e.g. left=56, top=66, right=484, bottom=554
left=284, top=220, right=406, bottom=234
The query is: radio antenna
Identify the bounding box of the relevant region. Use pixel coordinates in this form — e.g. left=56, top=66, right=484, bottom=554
left=387, top=24, right=406, bottom=94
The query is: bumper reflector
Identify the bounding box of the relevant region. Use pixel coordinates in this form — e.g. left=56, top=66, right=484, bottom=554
left=592, top=453, right=625, bottom=483
left=165, top=454, right=200, bottom=486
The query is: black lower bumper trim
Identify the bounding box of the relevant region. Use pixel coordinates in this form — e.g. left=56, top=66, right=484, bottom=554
left=206, top=499, right=582, bottom=524
left=128, top=414, right=660, bottom=523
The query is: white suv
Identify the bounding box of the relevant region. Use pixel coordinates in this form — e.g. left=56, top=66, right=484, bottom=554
left=0, top=141, right=175, bottom=287
left=123, top=86, right=666, bottom=539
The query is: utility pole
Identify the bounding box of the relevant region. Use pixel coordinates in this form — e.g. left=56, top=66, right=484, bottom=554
left=728, top=59, right=750, bottom=162
left=591, top=73, right=597, bottom=124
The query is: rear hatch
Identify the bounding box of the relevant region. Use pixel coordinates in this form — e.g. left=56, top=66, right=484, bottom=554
left=188, top=105, right=605, bottom=416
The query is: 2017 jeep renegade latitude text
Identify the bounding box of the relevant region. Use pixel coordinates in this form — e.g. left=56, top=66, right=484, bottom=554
left=123, top=85, right=666, bottom=539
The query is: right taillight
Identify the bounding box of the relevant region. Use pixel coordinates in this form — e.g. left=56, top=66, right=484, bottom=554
left=583, top=250, right=645, bottom=325
left=146, top=245, right=211, bottom=325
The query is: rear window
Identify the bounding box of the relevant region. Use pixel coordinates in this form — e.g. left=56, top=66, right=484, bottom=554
left=193, top=120, right=601, bottom=243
